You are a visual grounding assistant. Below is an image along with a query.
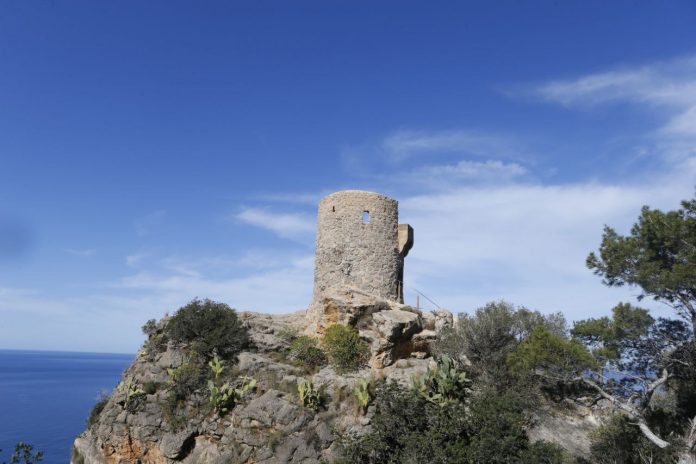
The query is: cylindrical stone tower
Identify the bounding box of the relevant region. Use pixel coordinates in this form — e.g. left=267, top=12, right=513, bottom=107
left=307, top=190, right=414, bottom=331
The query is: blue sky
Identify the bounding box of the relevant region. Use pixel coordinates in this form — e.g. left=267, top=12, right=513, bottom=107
left=1, top=1, right=695, bottom=353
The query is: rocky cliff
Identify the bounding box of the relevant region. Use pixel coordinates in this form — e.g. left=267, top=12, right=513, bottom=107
left=71, top=301, right=452, bottom=464
left=71, top=301, right=598, bottom=464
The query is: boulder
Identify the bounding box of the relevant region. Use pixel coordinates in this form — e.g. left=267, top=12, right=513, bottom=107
left=361, top=308, right=422, bottom=368
left=159, top=429, right=196, bottom=460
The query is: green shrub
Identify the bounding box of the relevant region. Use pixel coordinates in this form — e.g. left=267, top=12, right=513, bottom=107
left=321, top=324, right=370, bottom=373
left=143, top=381, right=159, bottom=395
left=160, top=391, right=187, bottom=431
left=1, top=443, right=44, bottom=464
left=277, top=326, right=300, bottom=344
left=435, top=301, right=566, bottom=387
left=290, top=336, right=327, bottom=367
left=87, top=396, right=109, bottom=427
left=166, top=298, right=250, bottom=360
left=588, top=415, right=682, bottom=464
left=339, top=381, right=567, bottom=464
left=142, top=319, right=158, bottom=337
left=167, top=362, right=206, bottom=398
left=141, top=318, right=168, bottom=358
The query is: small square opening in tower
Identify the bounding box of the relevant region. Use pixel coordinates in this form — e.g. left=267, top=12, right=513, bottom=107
left=362, top=211, right=370, bottom=224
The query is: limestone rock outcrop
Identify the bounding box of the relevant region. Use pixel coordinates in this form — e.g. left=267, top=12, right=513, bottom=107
left=71, top=310, right=442, bottom=464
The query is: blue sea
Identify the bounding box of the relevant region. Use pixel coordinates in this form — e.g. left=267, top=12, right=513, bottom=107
left=0, top=350, right=133, bottom=464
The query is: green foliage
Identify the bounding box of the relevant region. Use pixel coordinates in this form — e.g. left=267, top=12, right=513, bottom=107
left=339, top=381, right=566, bottom=464
left=208, top=355, right=225, bottom=380
left=290, top=335, right=327, bottom=367
left=297, top=378, right=322, bottom=411
left=276, top=326, right=300, bottom=344
left=0, top=443, right=43, bottom=464
left=141, top=319, right=158, bottom=337
left=321, top=324, right=370, bottom=373
left=165, top=298, right=250, bottom=360
left=143, top=381, right=159, bottom=395
left=160, top=391, right=188, bottom=431
left=87, top=395, right=109, bottom=427
left=208, top=376, right=256, bottom=414
left=167, top=362, right=206, bottom=398
left=413, top=355, right=472, bottom=407
left=353, top=378, right=371, bottom=413
left=435, top=301, right=566, bottom=386
left=589, top=415, right=682, bottom=464
left=207, top=381, right=235, bottom=413
left=571, top=302, right=654, bottom=364
left=141, top=318, right=168, bottom=358
left=586, top=195, right=696, bottom=331
left=508, top=326, right=596, bottom=379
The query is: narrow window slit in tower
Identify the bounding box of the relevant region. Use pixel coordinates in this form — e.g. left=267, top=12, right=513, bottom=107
left=332, top=206, right=335, bottom=212
left=362, top=211, right=370, bottom=224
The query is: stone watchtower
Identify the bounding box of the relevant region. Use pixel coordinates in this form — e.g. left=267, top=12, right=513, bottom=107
left=306, top=190, right=414, bottom=332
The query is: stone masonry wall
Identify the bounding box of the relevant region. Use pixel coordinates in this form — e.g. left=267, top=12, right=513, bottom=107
left=312, top=190, right=401, bottom=304
left=305, top=191, right=401, bottom=331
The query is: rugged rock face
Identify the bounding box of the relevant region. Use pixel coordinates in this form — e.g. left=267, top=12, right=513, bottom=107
left=71, top=308, right=442, bottom=464
left=305, top=293, right=449, bottom=369
left=72, top=307, right=599, bottom=464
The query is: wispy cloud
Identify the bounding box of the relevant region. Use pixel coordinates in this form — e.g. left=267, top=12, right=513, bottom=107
left=116, top=253, right=313, bottom=314
left=399, top=157, right=696, bottom=317
left=382, top=129, right=527, bottom=161
left=126, top=253, right=147, bottom=267
left=236, top=207, right=315, bottom=240
left=536, top=55, right=696, bottom=138
left=402, top=159, right=527, bottom=189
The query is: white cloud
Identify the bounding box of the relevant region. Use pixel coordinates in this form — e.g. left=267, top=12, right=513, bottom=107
left=398, top=157, right=696, bottom=321
left=408, top=159, right=527, bottom=186
left=236, top=207, right=315, bottom=240
left=126, top=253, right=147, bottom=267
left=117, top=254, right=314, bottom=314
left=536, top=55, right=696, bottom=138
left=382, top=129, right=526, bottom=161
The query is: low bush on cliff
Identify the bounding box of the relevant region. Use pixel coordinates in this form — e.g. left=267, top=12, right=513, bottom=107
left=165, top=298, right=250, bottom=360
left=587, top=415, right=682, bottom=464
left=321, top=324, right=370, bottom=373
left=87, top=395, right=109, bottom=428
left=339, top=381, right=567, bottom=464
left=1, top=443, right=43, bottom=464
left=435, top=300, right=566, bottom=391
left=290, top=336, right=327, bottom=367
